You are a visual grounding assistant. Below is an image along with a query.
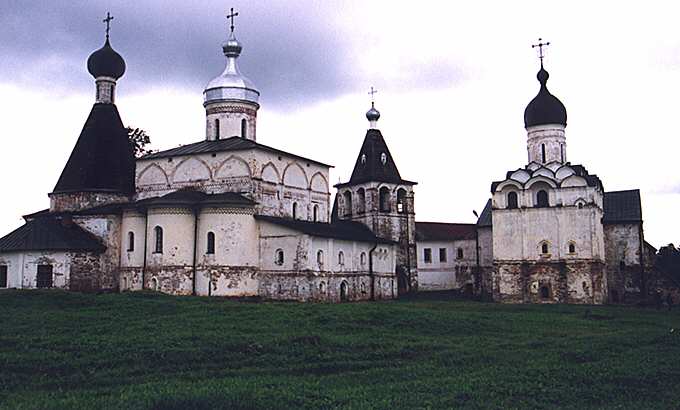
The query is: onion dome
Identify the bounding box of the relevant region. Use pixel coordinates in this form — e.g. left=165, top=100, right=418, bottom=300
left=204, top=34, right=260, bottom=105
left=524, top=66, right=567, bottom=128
left=366, top=102, right=381, bottom=122
left=87, top=38, right=126, bottom=79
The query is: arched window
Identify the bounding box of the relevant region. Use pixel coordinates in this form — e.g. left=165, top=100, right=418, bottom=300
left=319, top=281, right=326, bottom=293
left=379, top=187, right=391, bottom=212
left=357, top=188, right=366, bottom=213
left=507, top=192, right=518, bottom=209
left=317, top=250, right=324, bottom=265
left=360, top=252, right=367, bottom=267
left=541, top=242, right=549, bottom=255
left=397, top=188, right=407, bottom=213
left=313, top=205, right=319, bottom=222
left=207, top=232, right=215, bottom=254
left=241, top=118, right=247, bottom=139
left=275, top=249, right=284, bottom=265
left=457, top=248, right=464, bottom=259
left=541, top=143, right=546, bottom=163
left=338, top=251, right=345, bottom=266
left=536, top=190, right=549, bottom=208
left=568, top=242, right=576, bottom=254
left=150, top=277, right=159, bottom=291
left=560, top=144, right=564, bottom=162
left=154, top=226, right=163, bottom=254
left=214, top=118, right=220, bottom=140
left=343, top=191, right=352, bottom=216
left=127, top=232, right=135, bottom=252
left=292, top=202, right=298, bottom=219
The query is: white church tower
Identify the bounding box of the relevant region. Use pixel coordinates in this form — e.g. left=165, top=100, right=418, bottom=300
left=203, top=8, right=260, bottom=141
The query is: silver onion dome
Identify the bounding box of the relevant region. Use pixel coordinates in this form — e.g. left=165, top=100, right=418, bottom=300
left=366, top=102, right=380, bottom=122
left=203, top=34, right=260, bottom=105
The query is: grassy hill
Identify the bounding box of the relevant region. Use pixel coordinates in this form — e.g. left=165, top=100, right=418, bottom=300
left=0, top=290, right=678, bottom=409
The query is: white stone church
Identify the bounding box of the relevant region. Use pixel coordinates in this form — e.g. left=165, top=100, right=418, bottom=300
left=0, top=20, right=653, bottom=304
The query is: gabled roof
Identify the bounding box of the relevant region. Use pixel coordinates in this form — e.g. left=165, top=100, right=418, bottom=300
left=255, top=215, right=395, bottom=244
left=53, top=103, right=135, bottom=195
left=603, top=189, right=642, bottom=224
left=477, top=199, right=492, bottom=227
left=415, top=222, right=476, bottom=241
left=140, top=136, right=332, bottom=168
left=0, top=216, right=105, bottom=253
left=336, top=129, right=416, bottom=187
left=491, top=162, right=603, bottom=193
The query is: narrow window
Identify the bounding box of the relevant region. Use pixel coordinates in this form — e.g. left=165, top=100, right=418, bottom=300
left=127, top=231, right=135, bottom=252
left=439, top=248, right=447, bottom=262
left=36, top=265, right=53, bottom=288
left=154, top=226, right=163, bottom=253
left=275, top=249, right=284, bottom=265
left=560, top=144, right=564, bottom=162
left=313, top=205, right=319, bottom=222
left=343, top=191, right=353, bottom=216
left=319, top=281, right=326, bottom=293
left=360, top=252, right=367, bottom=266
left=568, top=243, right=576, bottom=253
left=619, top=261, right=625, bottom=271
left=380, top=152, right=387, bottom=165
left=397, top=188, right=407, bottom=213
left=379, top=187, right=391, bottom=212
left=357, top=188, right=366, bottom=213
left=541, top=243, right=549, bottom=255
left=214, top=119, right=220, bottom=140
left=109, top=85, right=114, bottom=102
left=317, top=250, right=324, bottom=265
left=424, top=248, right=432, bottom=263
left=541, top=143, right=546, bottom=163
left=207, top=232, right=215, bottom=254
left=536, top=190, right=549, bottom=208
left=241, top=118, right=247, bottom=139
left=457, top=248, right=464, bottom=259
left=0, top=265, right=7, bottom=288
left=507, top=192, right=518, bottom=209
left=292, top=202, right=298, bottom=219
left=338, top=251, right=345, bottom=266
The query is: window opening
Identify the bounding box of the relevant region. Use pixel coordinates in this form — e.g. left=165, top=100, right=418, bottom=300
left=541, top=243, right=549, bottom=255
left=292, top=202, right=298, bottom=219
left=457, top=248, right=464, bottom=259
left=541, top=143, right=546, bottom=163
left=343, top=191, right=352, bottom=216
left=536, top=190, right=549, bottom=207
left=127, top=231, right=135, bottom=252
left=424, top=248, right=432, bottom=263
left=215, top=118, right=220, bottom=140
left=397, top=189, right=407, bottom=213
left=207, top=232, right=216, bottom=254
left=313, top=205, right=319, bottom=222
left=357, top=188, right=366, bottom=213
left=568, top=243, right=576, bottom=253
left=439, top=248, right=447, bottom=263
left=154, top=226, right=163, bottom=253
left=275, top=249, right=284, bottom=265
left=507, top=191, right=518, bottom=209
left=241, top=118, right=247, bottom=138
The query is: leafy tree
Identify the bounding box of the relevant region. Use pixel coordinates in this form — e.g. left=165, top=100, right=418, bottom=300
left=126, top=127, right=153, bottom=158
left=655, top=243, right=680, bottom=282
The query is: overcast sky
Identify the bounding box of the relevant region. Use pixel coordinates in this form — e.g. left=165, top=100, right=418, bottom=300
left=0, top=0, right=678, bottom=247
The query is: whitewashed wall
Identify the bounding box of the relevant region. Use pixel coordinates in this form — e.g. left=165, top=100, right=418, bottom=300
left=416, top=239, right=477, bottom=291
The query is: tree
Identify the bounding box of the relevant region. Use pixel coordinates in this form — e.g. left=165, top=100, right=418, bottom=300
left=126, top=127, right=153, bottom=158
left=656, top=243, right=680, bottom=283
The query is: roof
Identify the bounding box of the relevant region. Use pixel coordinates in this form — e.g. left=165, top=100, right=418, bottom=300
left=53, top=103, right=135, bottom=195
left=336, top=129, right=416, bottom=187
left=255, top=215, right=395, bottom=244
left=87, top=38, right=126, bottom=80
left=477, top=199, right=492, bottom=227
left=603, top=189, right=642, bottom=224
left=140, top=136, right=332, bottom=168
left=0, top=216, right=105, bottom=253
left=524, top=66, right=567, bottom=128
left=136, top=190, right=256, bottom=208
left=415, top=222, right=476, bottom=242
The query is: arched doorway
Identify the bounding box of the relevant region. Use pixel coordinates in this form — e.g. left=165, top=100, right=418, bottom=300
left=340, top=281, right=349, bottom=302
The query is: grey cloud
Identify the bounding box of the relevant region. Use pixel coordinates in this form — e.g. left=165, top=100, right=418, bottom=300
left=0, top=0, right=354, bottom=108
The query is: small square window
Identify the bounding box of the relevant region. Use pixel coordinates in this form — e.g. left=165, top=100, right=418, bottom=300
left=424, top=248, right=432, bottom=263
left=439, top=248, right=447, bottom=263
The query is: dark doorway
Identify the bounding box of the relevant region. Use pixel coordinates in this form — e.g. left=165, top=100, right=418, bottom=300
left=539, top=285, right=550, bottom=299
left=37, top=265, right=53, bottom=288
left=397, top=265, right=409, bottom=295
left=611, top=289, right=619, bottom=303
left=464, top=283, right=474, bottom=296
left=0, top=265, right=7, bottom=288
left=340, top=281, right=349, bottom=302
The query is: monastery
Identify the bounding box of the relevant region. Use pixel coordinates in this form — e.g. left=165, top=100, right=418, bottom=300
left=0, top=17, right=654, bottom=304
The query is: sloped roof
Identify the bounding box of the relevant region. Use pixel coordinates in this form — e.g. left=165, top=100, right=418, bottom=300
left=53, top=103, right=135, bottom=195
left=255, top=215, right=395, bottom=244
left=141, top=136, right=332, bottom=168
left=336, top=129, right=416, bottom=187
left=0, top=217, right=105, bottom=253
left=476, top=199, right=492, bottom=227
left=416, top=222, right=476, bottom=241
left=136, top=190, right=256, bottom=208
left=603, top=189, right=642, bottom=223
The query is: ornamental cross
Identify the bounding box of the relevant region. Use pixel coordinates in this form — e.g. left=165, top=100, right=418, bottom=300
left=227, top=7, right=239, bottom=34
left=368, top=86, right=378, bottom=105
left=103, top=12, right=114, bottom=39
left=531, top=38, right=550, bottom=64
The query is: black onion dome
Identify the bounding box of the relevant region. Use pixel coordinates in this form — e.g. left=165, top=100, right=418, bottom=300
left=524, top=66, right=567, bottom=127
left=87, top=38, right=126, bottom=79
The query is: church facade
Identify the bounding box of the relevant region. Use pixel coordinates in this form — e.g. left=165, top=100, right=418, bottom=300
left=0, top=23, right=414, bottom=302
left=0, top=21, right=654, bottom=305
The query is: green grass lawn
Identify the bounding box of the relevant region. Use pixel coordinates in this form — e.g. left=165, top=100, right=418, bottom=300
left=0, top=290, right=678, bottom=410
